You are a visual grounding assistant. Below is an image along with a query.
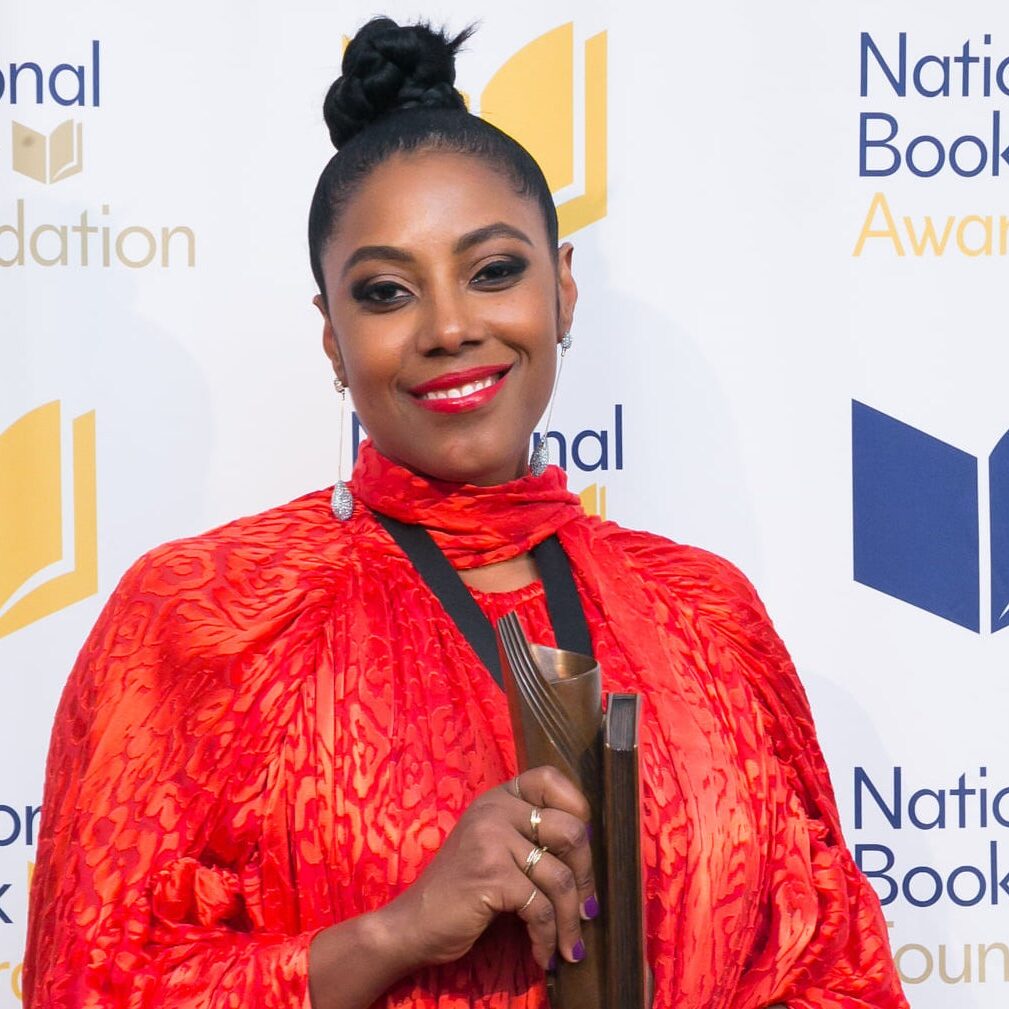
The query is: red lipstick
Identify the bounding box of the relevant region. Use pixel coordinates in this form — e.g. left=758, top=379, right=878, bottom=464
left=409, top=364, right=511, bottom=414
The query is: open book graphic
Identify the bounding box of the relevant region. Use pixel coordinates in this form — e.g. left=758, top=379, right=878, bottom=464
left=0, top=402, right=97, bottom=638
left=852, top=400, right=1009, bottom=634
left=577, top=483, right=607, bottom=519
left=12, top=120, right=83, bottom=184
left=477, top=23, right=607, bottom=237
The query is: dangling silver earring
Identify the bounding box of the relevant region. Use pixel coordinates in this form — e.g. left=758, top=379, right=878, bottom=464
left=330, top=376, right=354, bottom=521
left=529, top=330, right=573, bottom=477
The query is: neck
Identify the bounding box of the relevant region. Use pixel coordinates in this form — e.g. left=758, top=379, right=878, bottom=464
left=349, top=438, right=583, bottom=570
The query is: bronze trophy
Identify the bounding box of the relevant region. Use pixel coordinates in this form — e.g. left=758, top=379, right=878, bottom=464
left=496, top=613, right=648, bottom=1009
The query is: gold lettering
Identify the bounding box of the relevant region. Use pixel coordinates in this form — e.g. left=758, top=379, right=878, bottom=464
left=979, top=942, right=1009, bottom=983
left=161, top=226, right=196, bottom=268
left=903, top=215, right=954, bottom=256
left=895, top=943, right=933, bottom=985
left=853, top=192, right=905, bottom=256
left=115, top=225, right=156, bottom=268
left=956, top=214, right=993, bottom=256
left=29, top=224, right=68, bottom=267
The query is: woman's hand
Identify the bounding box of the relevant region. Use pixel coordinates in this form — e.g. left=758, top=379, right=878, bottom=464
left=382, top=765, right=597, bottom=972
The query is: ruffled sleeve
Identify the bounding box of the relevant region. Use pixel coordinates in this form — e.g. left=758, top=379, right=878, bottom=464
left=24, top=537, right=327, bottom=1009
left=674, top=550, right=907, bottom=1009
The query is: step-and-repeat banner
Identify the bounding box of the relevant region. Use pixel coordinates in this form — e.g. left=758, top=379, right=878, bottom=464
left=2, top=2, right=1007, bottom=1006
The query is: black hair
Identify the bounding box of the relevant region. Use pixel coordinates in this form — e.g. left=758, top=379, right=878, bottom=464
left=308, top=17, right=559, bottom=300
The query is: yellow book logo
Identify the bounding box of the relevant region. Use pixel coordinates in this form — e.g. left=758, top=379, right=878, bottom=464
left=11, top=119, right=83, bottom=184
left=578, top=483, right=607, bottom=520
left=0, top=402, right=97, bottom=638
left=479, top=24, right=607, bottom=237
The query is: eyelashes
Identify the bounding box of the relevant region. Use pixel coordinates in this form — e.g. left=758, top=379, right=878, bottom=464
left=350, top=256, right=529, bottom=309
left=472, top=256, right=528, bottom=287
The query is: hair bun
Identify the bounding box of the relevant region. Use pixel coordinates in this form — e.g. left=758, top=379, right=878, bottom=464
left=323, top=17, right=472, bottom=148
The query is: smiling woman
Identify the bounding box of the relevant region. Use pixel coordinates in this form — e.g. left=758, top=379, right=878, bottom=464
left=24, top=15, right=908, bottom=1009
left=314, top=152, right=574, bottom=489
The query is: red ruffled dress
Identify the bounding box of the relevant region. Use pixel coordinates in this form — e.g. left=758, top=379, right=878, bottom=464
left=25, top=443, right=908, bottom=1009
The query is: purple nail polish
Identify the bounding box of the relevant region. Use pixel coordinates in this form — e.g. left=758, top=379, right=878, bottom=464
left=572, top=939, right=586, bottom=962
left=583, top=894, right=600, bottom=920
left=547, top=953, right=558, bottom=972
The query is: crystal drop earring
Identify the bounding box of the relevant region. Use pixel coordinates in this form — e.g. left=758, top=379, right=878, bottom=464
left=529, top=330, right=573, bottom=477
left=330, top=376, right=354, bottom=521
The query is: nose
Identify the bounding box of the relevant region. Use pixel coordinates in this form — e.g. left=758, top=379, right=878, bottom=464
left=416, top=283, right=481, bottom=356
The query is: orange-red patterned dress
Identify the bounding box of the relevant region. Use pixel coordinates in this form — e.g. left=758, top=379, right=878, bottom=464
left=25, top=443, right=908, bottom=1009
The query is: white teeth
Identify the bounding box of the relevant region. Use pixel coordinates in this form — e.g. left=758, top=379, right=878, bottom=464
left=421, top=374, right=500, bottom=401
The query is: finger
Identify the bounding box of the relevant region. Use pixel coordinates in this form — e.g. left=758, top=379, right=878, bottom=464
left=529, top=806, right=597, bottom=920
left=514, top=765, right=591, bottom=823
left=514, top=842, right=584, bottom=964
left=510, top=880, right=556, bottom=970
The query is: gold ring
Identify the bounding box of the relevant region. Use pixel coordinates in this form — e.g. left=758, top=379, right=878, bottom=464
left=523, top=844, right=549, bottom=877
left=512, top=775, right=523, bottom=801
left=518, top=887, right=538, bottom=913
left=529, top=806, right=543, bottom=846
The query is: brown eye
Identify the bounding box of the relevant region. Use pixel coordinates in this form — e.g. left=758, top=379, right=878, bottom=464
left=472, top=257, right=527, bottom=288
left=352, top=280, right=411, bottom=308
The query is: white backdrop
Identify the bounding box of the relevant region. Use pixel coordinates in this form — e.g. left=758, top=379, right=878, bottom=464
left=2, top=2, right=1008, bottom=1006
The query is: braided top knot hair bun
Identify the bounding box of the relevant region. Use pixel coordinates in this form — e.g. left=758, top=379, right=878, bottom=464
left=324, top=18, right=471, bottom=149
left=308, top=16, right=559, bottom=299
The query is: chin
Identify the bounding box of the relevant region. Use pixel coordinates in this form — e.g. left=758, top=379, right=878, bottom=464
left=393, top=439, right=528, bottom=486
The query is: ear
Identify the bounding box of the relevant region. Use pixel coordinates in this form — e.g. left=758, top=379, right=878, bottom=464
left=314, top=293, right=348, bottom=388
left=556, top=242, right=578, bottom=340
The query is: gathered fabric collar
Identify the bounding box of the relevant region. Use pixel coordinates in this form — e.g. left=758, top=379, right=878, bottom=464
left=349, top=439, right=584, bottom=569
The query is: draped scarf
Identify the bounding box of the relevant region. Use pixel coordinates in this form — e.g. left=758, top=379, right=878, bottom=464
left=351, top=439, right=583, bottom=567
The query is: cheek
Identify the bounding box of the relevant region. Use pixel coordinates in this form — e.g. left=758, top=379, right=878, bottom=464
left=333, top=319, right=404, bottom=390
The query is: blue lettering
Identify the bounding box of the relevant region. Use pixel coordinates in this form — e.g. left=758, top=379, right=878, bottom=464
left=906, top=135, right=946, bottom=177
left=993, top=112, right=1009, bottom=176
left=949, top=135, right=988, bottom=177
left=572, top=429, right=607, bottom=471
left=992, top=840, right=1009, bottom=904
left=0, top=808, right=19, bottom=848
left=859, top=113, right=900, bottom=177
left=10, top=62, right=43, bottom=104
left=25, top=806, right=40, bottom=846
left=908, top=788, right=946, bottom=829
left=995, top=786, right=1009, bottom=828
left=913, top=54, right=950, bottom=97
left=903, top=865, right=943, bottom=907
left=947, top=865, right=986, bottom=907
left=0, top=41, right=100, bottom=106
left=861, top=32, right=906, bottom=97
left=854, top=766, right=901, bottom=829
left=0, top=884, right=9, bottom=925
left=49, top=63, right=85, bottom=106
left=614, top=404, right=623, bottom=470
left=855, top=843, right=898, bottom=905
left=534, top=431, right=567, bottom=470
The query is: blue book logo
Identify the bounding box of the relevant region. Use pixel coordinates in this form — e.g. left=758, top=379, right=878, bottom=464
left=852, top=401, right=1009, bottom=634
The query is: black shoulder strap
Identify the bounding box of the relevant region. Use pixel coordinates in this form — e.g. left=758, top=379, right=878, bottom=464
left=530, top=533, right=593, bottom=658
left=372, top=513, right=592, bottom=691
left=375, top=513, right=505, bottom=686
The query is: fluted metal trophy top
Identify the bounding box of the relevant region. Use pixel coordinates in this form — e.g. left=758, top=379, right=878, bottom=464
left=496, top=613, right=648, bottom=1009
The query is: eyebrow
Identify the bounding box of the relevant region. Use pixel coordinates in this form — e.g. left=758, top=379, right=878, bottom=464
left=341, top=222, right=534, bottom=277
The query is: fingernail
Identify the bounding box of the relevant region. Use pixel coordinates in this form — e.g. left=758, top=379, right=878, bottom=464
left=571, top=939, right=586, bottom=962
left=547, top=953, right=558, bottom=972
left=582, top=894, right=600, bottom=920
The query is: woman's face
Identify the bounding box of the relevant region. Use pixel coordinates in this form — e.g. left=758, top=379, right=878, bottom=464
left=315, top=150, right=576, bottom=486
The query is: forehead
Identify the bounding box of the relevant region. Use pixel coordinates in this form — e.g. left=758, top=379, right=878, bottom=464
left=328, top=150, right=551, bottom=259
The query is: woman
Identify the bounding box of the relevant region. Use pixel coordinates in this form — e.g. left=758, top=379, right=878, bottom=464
left=25, top=18, right=908, bottom=1009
